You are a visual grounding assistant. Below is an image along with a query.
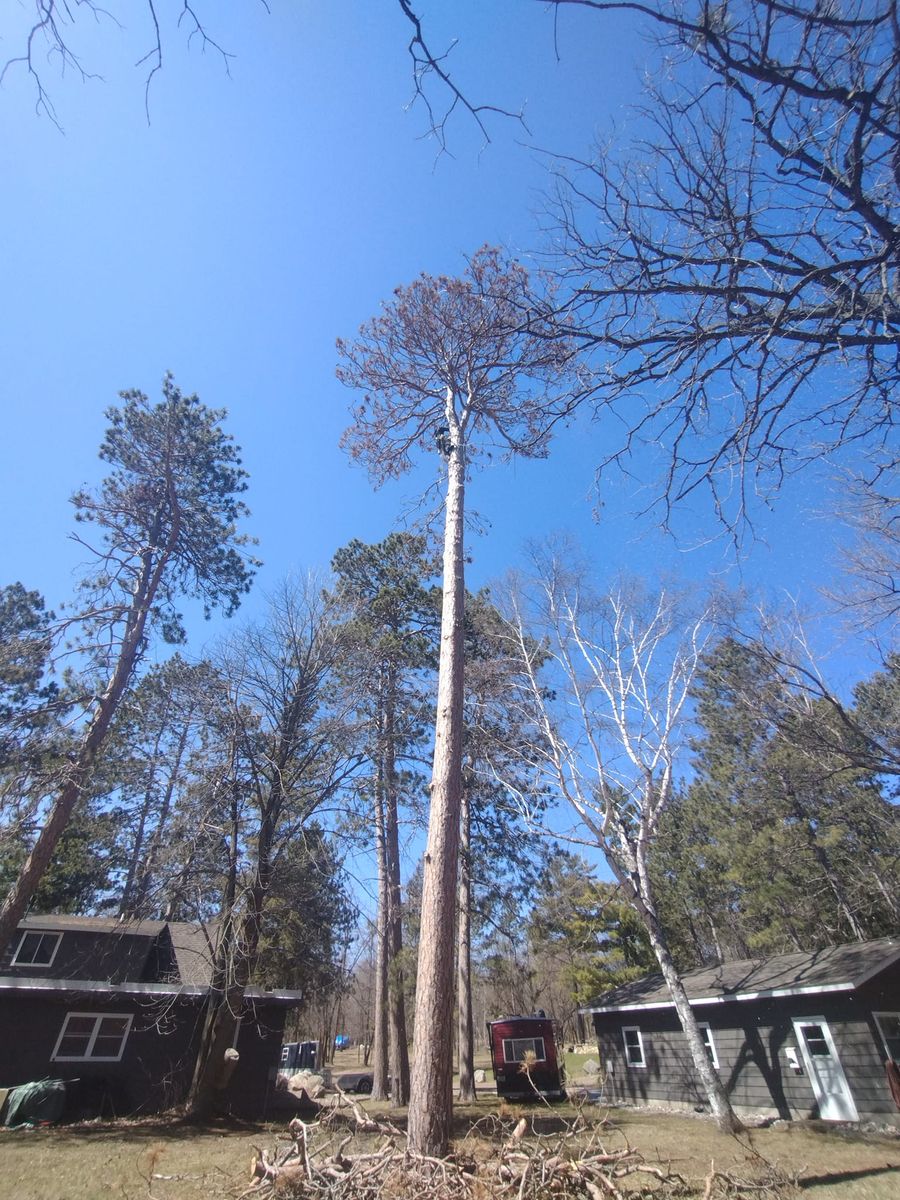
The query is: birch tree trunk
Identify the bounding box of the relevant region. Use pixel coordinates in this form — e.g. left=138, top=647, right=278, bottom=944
left=408, top=436, right=466, bottom=1157
left=625, top=855, right=743, bottom=1134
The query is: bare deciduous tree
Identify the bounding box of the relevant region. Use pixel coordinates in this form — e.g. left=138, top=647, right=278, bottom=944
left=337, top=246, right=575, bottom=1157
left=501, top=556, right=743, bottom=1132
left=545, top=0, right=899, bottom=534
left=187, top=578, right=358, bottom=1117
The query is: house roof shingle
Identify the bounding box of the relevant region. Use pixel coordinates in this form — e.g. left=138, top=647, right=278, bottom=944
left=7, top=914, right=300, bottom=1003
left=585, top=936, right=900, bottom=1013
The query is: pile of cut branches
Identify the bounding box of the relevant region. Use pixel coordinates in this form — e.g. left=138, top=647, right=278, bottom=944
left=242, top=1090, right=797, bottom=1200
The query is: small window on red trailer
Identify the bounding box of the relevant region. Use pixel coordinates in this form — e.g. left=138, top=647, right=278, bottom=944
left=502, top=1036, right=546, bottom=1064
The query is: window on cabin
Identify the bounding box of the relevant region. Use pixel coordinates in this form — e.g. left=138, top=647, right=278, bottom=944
left=52, top=1013, right=133, bottom=1061
left=11, top=930, right=61, bottom=968
left=874, top=1013, right=900, bottom=1061
left=502, top=1037, right=546, bottom=1064
left=802, top=1024, right=830, bottom=1056
left=622, top=1026, right=646, bottom=1067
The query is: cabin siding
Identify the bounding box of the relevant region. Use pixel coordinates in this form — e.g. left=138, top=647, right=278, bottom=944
left=0, top=990, right=287, bottom=1117
left=593, top=988, right=900, bottom=1120
left=0, top=992, right=201, bottom=1114
left=1, top=917, right=297, bottom=1119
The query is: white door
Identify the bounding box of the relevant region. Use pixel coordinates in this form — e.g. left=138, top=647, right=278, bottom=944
left=792, top=1018, right=858, bottom=1121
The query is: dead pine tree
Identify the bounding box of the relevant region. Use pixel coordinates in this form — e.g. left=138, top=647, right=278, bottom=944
left=337, top=246, right=577, bottom=1157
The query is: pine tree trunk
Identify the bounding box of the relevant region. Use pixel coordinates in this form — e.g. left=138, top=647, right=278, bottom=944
left=457, top=783, right=476, bottom=1102
left=384, top=678, right=410, bottom=1105
left=371, top=759, right=391, bottom=1100
left=0, top=536, right=172, bottom=954
left=119, top=723, right=166, bottom=917
left=408, top=436, right=466, bottom=1158
left=131, top=715, right=193, bottom=916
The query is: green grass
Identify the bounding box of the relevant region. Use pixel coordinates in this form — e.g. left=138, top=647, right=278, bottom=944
left=6, top=1098, right=897, bottom=1200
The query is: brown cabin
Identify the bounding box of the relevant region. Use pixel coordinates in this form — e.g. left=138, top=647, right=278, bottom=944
left=0, top=914, right=302, bottom=1119
left=585, top=937, right=900, bottom=1124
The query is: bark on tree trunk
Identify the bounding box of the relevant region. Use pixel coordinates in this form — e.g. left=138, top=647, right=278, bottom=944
left=119, top=721, right=167, bottom=917
left=457, top=781, right=476, bottom=1102
left=188, top=773, right=281, bottom=1120
left=408, top=436, right=466, bottom=1158
left=0, top=532, right=173, bottom=954
left=130, top=715, right=193, bottom=916
left=384, top=680, right=410, bottom=1105
left=371, top=763, right=391, bottom=1101
left=626, top=853, right=743, bottom=1134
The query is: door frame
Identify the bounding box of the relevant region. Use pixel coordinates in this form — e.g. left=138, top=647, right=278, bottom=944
left=791, top=1016, right=858, bottom=1122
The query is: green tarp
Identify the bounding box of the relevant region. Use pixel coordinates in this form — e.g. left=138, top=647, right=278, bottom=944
left=2, top=1078, right=67, bottom=1127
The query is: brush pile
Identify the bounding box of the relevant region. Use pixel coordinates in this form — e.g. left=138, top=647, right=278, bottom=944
left=242, top=1091, right=798, bottom=1200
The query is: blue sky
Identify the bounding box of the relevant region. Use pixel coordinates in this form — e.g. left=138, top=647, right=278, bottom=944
left=0, top=0, right=870, bottom=697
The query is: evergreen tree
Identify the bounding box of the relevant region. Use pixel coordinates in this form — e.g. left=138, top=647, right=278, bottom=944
left=0, top=377, right=256, bottom=953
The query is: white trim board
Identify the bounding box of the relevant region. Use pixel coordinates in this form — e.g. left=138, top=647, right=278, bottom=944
left=586, top=979, right=857, bottom=1014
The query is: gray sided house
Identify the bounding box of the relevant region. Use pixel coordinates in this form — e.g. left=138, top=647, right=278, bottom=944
left=586, top=938, right=900, bottom=1124
left=0, top=914, right=302, bottom=1118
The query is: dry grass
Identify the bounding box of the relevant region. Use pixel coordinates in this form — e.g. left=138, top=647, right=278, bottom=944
left=0, top=1096, right=897, bottom=1200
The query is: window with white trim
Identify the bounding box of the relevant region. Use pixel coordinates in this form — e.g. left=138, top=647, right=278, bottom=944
left=502, top=1036, right=546, bottom=1064
left=622, top=1026, right=645, bottom=1068
left=873, top=1012, right=900, bottom=1061
left=698, top=1023, right=719, bottom=1069
left=52, top=1013, right=133, bottom=1062
left=11, top=930, right=62, bottom=968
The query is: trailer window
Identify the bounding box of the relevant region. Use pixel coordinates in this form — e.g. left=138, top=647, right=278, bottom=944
left=622, top=1026, right=646, bottom=1068
left=502, top=1037, right=546, bottom=1064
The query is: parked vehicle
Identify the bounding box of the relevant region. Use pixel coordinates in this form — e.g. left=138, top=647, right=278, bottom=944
left=280, top=1040, right=319, bottom=1073
left=487, top=1013, right=566, bottom=1100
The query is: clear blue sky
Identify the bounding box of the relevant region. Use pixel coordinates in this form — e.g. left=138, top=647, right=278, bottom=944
left=0, top=1, right=868, bottom=692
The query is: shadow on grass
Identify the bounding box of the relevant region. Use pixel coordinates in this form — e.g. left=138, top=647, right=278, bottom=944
left=799, top=1164, right=900, bottom=1190
left=7, top=1115, right=270, bottom=1144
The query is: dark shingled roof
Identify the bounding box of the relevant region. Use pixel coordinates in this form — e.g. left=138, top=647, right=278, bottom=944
left=585, top=936, right=900, bottom=1013
left=13, top=914, right=218, bottom=987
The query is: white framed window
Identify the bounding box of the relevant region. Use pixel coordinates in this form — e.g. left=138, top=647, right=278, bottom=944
left=873, top=1012, right=900, bottom=1061
left=51, top=1013, right=133, bottom=1062
left=502, top=1036, right=546, bottom=1064
left=622, top=1026, right=646, bottom=1068
left=698, top=1023, right=719, bottom=1069
left=11, top=930, right=62, bottom=969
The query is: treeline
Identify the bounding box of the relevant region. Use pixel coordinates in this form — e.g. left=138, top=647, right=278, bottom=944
left=456, top=638, right=900, bottom=1047
left=2, top=377, right=898, bottom=1126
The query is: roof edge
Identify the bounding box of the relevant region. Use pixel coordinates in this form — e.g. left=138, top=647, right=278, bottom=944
left=0, top=975, right=303, bottom=1004
left=851, top=940, right=900, bottom=989
left=583, top=978, right=856, bottom=1015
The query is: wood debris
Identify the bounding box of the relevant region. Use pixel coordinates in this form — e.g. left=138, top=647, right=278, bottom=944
left=242, top=1099, right=798, bottom=1199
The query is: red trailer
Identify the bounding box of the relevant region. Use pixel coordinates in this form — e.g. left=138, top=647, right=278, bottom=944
left=487, top=1013, right=566, bottom=1100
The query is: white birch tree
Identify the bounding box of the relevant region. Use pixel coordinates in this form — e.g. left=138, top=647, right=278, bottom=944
left=502, top=554, right=743, bottom=1133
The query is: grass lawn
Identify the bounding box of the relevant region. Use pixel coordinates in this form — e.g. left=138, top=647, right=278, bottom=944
left=2, top=1093, right=898, bottom=1200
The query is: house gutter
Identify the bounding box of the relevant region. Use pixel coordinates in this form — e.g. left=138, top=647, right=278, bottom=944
left=0, top=975, right=303, bottom=1004
left=582, top=979, right=858, bottom=1014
